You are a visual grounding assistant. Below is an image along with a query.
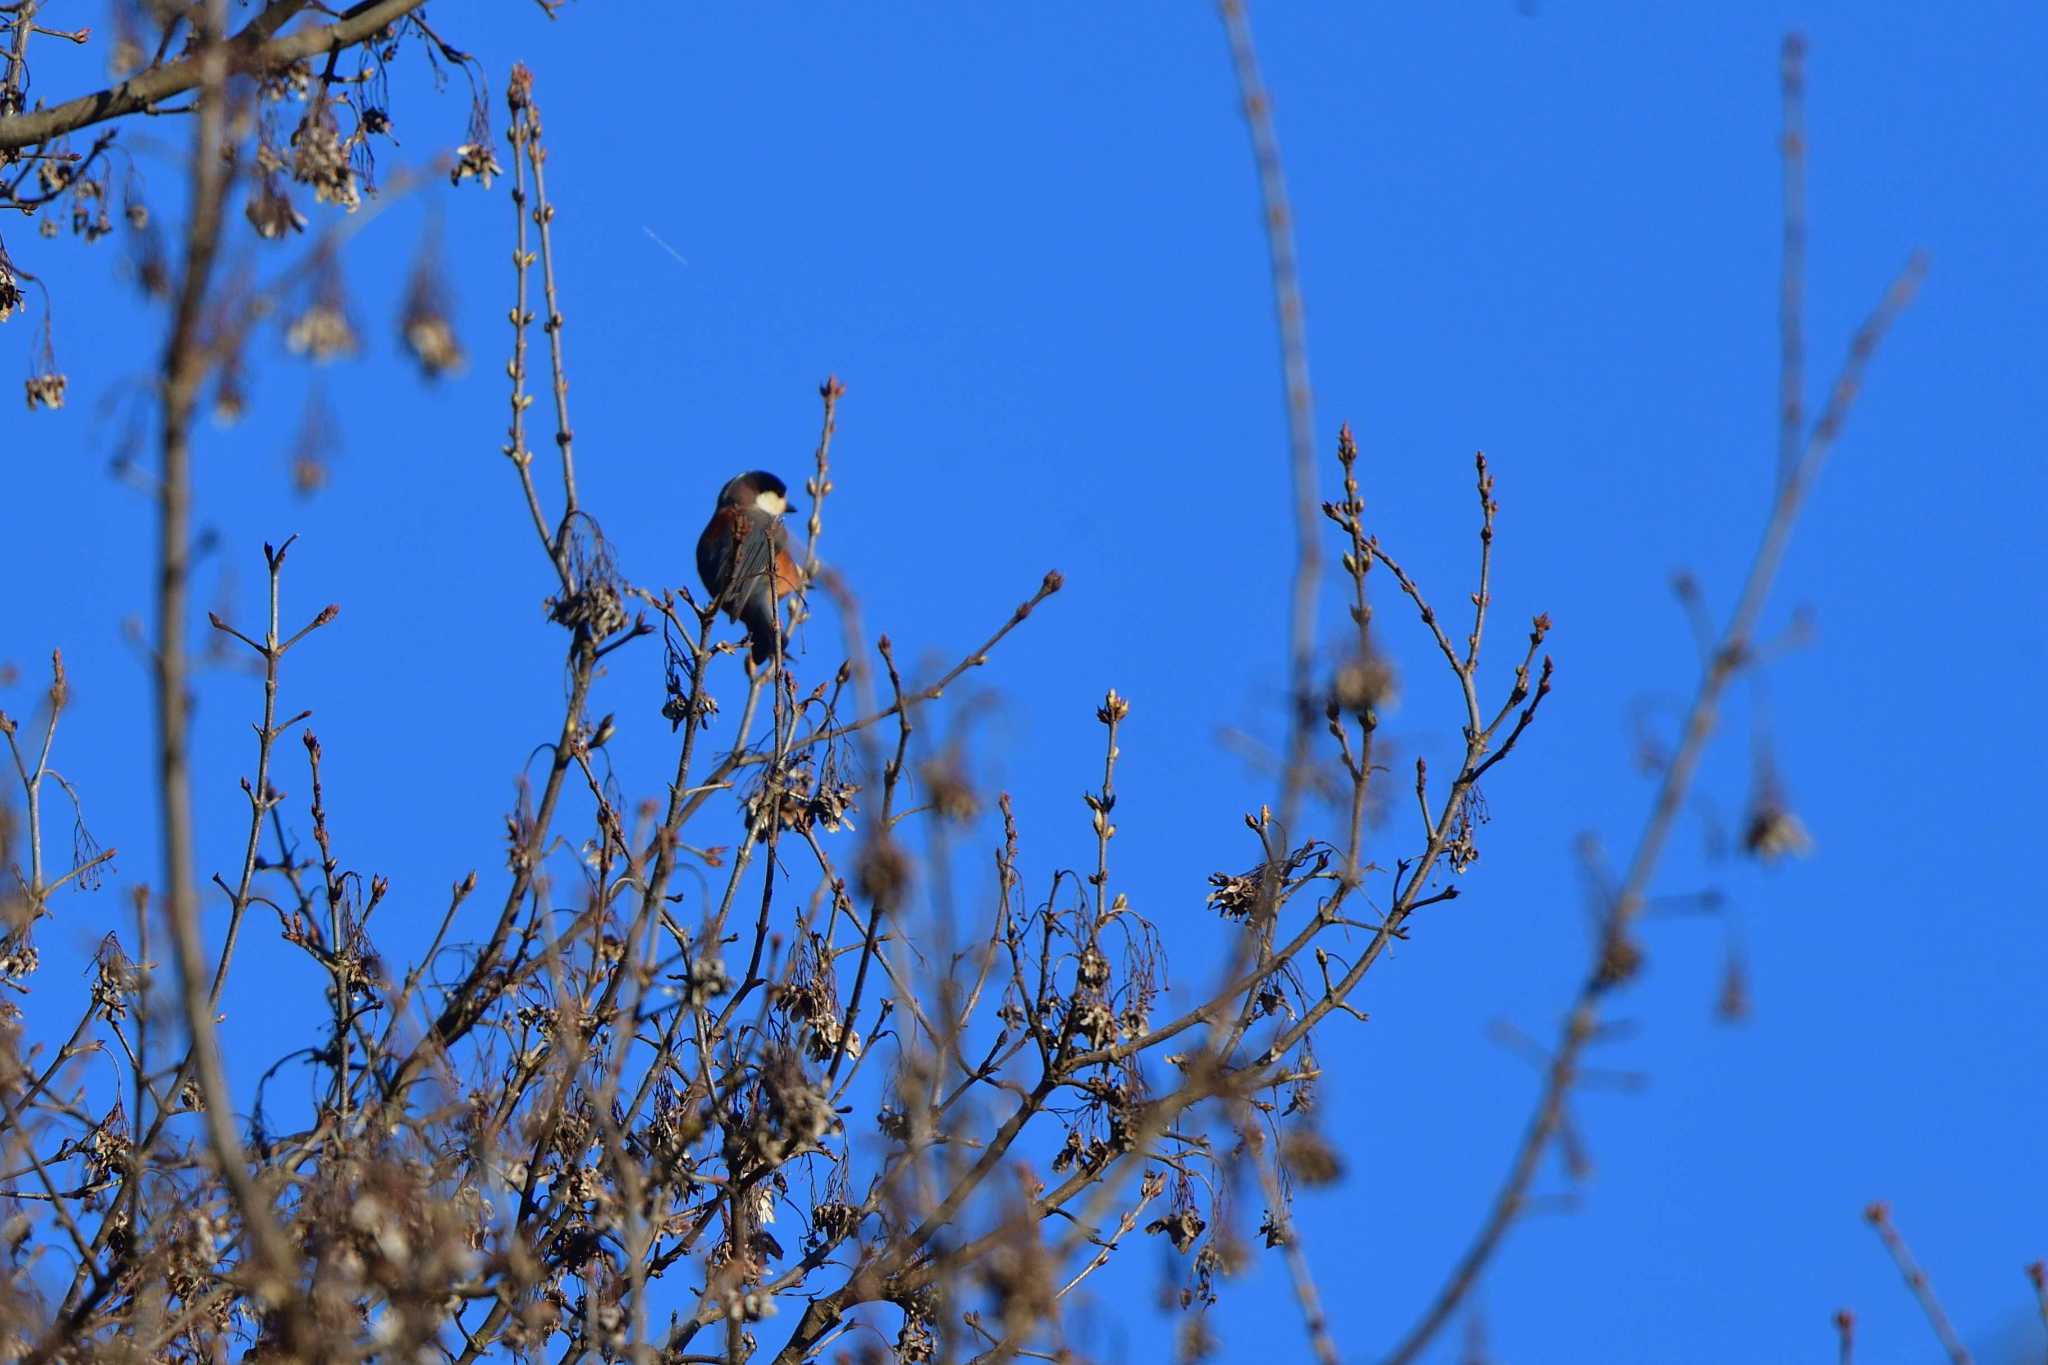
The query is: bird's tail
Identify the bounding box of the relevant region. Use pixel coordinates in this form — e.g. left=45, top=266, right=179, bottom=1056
left=740, top=596, right=783, bottom=667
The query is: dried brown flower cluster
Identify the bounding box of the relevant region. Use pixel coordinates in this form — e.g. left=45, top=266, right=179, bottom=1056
left=22, top=368, right=64, bottom=410
left=288, top=99, right=362, bottom=213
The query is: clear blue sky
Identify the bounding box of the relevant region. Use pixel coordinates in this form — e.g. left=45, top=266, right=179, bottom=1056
left=7, top=3, right=2044, bottom=1361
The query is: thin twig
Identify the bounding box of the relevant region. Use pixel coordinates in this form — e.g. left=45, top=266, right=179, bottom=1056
left=521, top=78, right=578, bottom=530
left=1245, top=1120, right=1343, bottom=1365
left=1778, top=34, right=1807, bottom=490
left=1865, top=1202, right=1972, bottom=1365
left=502, top=70, right=568, bottom=590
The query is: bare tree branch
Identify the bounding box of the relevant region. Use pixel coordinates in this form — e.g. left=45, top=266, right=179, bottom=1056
left=0, top=0, right=423, bottom=152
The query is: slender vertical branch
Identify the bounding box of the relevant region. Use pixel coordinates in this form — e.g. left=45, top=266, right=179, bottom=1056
left=153, top=0, right=294, bottom=1299
left=1220, top=0, right=1322, bottom=840
left=802, top=376, right=843, bottom=584
left=1330, top=422, right=1380, bottom=881
left=503, top=64, right=571, bottom=592
left=520, top=72, right=579, bottom=530
left=0, top=0, right=36, bottom=117
left=0, top=650, right=66, bottom=912
left=1087, top=691, right=1125, bottom=927
left=303, top=731, right=349, bottom=1122
left=1465, top=452, right=1497, bottom=675
left=207, top=541, right=334, bottom=1006
left=1778, top=34, right=1808, bottom=489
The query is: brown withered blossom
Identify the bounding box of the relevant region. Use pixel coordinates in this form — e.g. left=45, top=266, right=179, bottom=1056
left=1279, top=1128, right=1344, bottom=1187
left=1742, top=798, right=1814, bottom=862
left=285, top=303, right=358, bottom=361
left=401, top=232, right=465, bottom=379
left=546, top=522, right=632, bottom=641
left=1206, top=869, right=1261, bottom=920
left=212, top=349, right=249, bottom=426
left=806, top=1200, right=864, bottom=1251
left=854, top=833, right=912, bottom=911
left=88, top=936, right=141, bottom=1022
left=260, top=58, right=313, bottom=103
left=35, top=158, right=71, bottom=197
left=23, top=370, right=66, bottom=411
left=68, top=177, right=113, bottom=242
left=546, top=577, right=628, bottom=640
left=1148, top=1205, right=1208, bottom=1254
left=128, top=219, right=169, bottom=298
left=404, top=307, right=464, bottom=378
left=288, top=384, right=341, bottom=495
left=245, top=174, right=309, bottom=240
left=682, top=955, right=731, bottom=1008
left=451, top=140, right=503, bottom=189
left=806, top=775, right=860, bottom=832
left=286, top=253, right=361, bottom=362
left=1445, top=786, right=1487, bottom=874
left=289, top=99, right=362, bottom=212
left=1333, top=649, right=1397, bottom=715
left=919, top=754, right=981, bottom=823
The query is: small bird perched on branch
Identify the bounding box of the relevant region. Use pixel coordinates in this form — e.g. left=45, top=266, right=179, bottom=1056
left=696, top=469, right=803, bottom=667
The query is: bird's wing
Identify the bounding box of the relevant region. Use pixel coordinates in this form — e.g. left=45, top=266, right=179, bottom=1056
left=695, top=510, right=733, bottom=600
left=695, top=508, right=780, bottom=611
left=725, top=510, right=787, bottom=611
left=697, top=508, right=797, bottom=663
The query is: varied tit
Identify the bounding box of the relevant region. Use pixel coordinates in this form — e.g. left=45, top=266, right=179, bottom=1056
left=696, top=469, right=803, bottom=666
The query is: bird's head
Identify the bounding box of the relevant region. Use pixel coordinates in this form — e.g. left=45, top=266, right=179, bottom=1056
left=716, top=470, right=793, bottom=518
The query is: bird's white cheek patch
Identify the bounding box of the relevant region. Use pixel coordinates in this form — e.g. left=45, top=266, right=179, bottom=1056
left=754, top=491, right=787, bottom=516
